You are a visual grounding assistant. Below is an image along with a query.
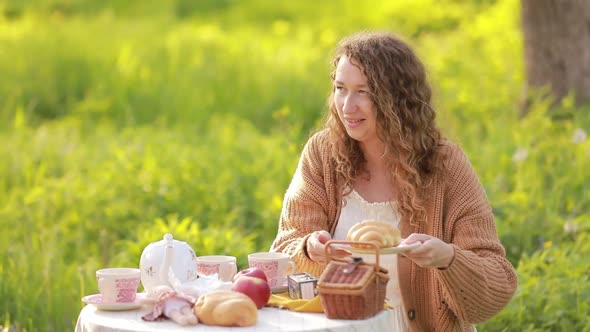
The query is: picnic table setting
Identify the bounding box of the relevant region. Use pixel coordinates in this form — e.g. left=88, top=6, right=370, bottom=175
left=76, top=223, right=416, bottom=331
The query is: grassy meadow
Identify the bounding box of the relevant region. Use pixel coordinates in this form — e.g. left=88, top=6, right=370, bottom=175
left=1, top=0, right=589, bottom=331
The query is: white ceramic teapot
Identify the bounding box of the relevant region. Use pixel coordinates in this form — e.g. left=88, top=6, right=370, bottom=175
left=139, top=233, right=198, bottom=293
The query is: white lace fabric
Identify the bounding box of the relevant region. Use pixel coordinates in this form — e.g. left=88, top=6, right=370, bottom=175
left=333, top=189, right=408, bottom=331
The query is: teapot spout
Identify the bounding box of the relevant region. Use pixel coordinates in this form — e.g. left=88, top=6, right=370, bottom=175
left=159, top=233, right=175, bottom=287
left=139, top=232, right=197, bottom=294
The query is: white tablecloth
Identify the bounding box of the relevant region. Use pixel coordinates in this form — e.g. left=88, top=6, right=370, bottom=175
left=75, top=304, right=395, bottom=332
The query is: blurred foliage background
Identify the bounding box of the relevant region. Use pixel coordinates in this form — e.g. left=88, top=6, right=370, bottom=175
left=0, top=0, right=588, bottom=331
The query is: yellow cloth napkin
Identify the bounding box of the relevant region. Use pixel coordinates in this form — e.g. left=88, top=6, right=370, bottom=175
left=267, top=292, right=324, bottom=313
left=267, top=292, right=393, bottom=313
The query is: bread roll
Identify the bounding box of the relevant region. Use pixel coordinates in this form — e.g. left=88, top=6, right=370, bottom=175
left=346, top=219, right=401, bottom=248
left=193, top=290, right=257, bottom=327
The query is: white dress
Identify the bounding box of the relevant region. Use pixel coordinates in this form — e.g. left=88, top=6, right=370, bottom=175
left=333, top=189, right=408, bottom=331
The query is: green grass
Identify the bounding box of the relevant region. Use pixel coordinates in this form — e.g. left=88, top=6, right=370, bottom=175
left=1, top=0, right=589, bottom=330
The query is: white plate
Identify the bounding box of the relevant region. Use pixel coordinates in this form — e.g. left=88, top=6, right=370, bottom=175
left=333, top=242, right=421, bottom=255
left=82, top=293, right=145, bottom=311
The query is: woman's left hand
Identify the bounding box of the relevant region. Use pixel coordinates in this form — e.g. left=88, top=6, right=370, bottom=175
left=399, top=233, right=455, bottom=269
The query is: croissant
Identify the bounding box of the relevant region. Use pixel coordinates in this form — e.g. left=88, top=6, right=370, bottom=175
left=346, top=219, right=401, bottom=248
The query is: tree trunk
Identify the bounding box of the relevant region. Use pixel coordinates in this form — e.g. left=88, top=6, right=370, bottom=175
left=521, top=0, right=590, bottom=106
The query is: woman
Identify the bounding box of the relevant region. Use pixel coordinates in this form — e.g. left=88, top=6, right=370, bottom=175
left=270, top=31, right=517, bottom=331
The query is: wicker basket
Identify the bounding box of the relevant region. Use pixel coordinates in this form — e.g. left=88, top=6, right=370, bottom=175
left=317, top=240, right=389, bottom=320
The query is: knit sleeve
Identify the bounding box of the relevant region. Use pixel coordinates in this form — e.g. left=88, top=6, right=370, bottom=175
left=436, top=144, right=518, bottom=323
left=269, top=133, right=331, bottom=278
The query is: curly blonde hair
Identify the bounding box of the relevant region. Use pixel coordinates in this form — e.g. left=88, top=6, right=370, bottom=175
left=325, top=31, right=442, bottom=225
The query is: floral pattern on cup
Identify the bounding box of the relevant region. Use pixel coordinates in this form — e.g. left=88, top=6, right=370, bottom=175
left=248, top=252, right=296, bottom=289
left=250, top=261, right=279, bottom=288
left=197, top=263, right=220, bottom=276
left=96, top=268, right=141, bottom=304
left=196, top=256, right=238, bottom=282
left=114, top=277, right=140, bottom=302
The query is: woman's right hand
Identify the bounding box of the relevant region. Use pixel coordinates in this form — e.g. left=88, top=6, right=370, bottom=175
left=306, top=231, right=331, bottom=263
left=306, top=231, right=349, bottom=263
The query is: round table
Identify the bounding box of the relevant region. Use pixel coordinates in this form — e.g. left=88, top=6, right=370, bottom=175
left=75, top=304, right=395, bottom=332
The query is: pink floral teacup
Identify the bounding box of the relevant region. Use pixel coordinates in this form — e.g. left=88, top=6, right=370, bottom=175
left=248, top=252, right=296, bottom=288
left=96, top=268, right=141, bottom=303
left=196, top=255, right=238, bottom=282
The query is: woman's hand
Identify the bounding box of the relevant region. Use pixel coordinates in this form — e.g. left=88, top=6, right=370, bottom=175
left=306, top=231, right=332, bottom=263
left=400, top=233, right=455, bottom=269
left=306, top=231, right=350, bottom=263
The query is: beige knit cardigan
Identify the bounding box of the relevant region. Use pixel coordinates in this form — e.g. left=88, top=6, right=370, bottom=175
left=270, top=130, right=517, bottom=331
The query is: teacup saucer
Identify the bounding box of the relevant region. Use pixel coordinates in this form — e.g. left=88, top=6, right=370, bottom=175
left=82, top=293, right=145, bottom=311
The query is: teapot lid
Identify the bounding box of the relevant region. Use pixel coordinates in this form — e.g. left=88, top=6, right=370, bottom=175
left=163, top=233, right=173, bottom=243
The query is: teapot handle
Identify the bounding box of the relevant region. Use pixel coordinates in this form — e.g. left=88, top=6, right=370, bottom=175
left=159, top=233, right=174, bottom=287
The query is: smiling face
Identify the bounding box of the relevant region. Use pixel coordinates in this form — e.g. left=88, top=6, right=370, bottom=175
left=333, top=55, right=379, bottom=146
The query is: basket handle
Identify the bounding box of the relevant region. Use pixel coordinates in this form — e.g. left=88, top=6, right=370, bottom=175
left=324, top=240, right=381, bottom=273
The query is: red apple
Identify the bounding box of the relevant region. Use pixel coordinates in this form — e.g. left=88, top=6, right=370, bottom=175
left=231, top=276, right=271, bottom=309
left=232, top=267, right=268, bottom=283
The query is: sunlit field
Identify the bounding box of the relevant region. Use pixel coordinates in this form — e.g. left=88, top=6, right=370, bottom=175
left=1, top=0, right=589, bottom=330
